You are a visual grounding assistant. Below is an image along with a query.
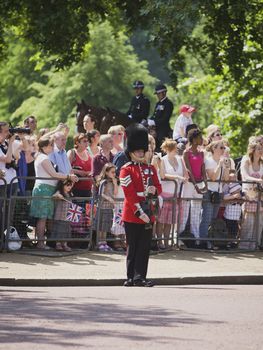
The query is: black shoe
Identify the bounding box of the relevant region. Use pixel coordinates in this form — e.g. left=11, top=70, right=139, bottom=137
left=133, top=279, right=155, bottom=287
left=123, top=279, right=134, bottom=287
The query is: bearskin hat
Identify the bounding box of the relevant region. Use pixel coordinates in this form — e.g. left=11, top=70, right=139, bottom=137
left=125, top=123, right=148, bottom=153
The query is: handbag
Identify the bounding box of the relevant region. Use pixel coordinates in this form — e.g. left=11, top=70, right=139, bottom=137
left=210, top=191, right=221, bottom=204
left=210, top=167, right=222, bottom=204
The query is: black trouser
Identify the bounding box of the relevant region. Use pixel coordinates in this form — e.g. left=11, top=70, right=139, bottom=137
left=124, top=222, right=152, bottom=281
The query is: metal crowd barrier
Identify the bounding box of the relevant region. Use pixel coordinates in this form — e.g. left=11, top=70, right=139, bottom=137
left=175, top=179, right=263, bottom=251
left=1, top=176, right=263, bottom=253
left=4, top=176, right=95, bottom=252
left=152, top=179, right=178, bottom=250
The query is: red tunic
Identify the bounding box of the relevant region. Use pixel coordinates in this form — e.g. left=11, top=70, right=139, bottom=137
left=120, top=162, right=162, bottom=224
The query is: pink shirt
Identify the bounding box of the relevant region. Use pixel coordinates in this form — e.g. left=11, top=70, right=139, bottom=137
left=188, top=150, right=203, bottom=182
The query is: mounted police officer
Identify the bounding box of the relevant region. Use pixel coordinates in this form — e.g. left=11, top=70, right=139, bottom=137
left=127, top=80, right=150, bottom=124
left=148, top=84, right=174, bottom=151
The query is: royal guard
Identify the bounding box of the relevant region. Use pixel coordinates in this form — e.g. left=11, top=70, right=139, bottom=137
left=120, top=123, right=162, bottom=287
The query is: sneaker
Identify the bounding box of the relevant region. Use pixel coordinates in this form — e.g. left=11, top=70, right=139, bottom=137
left=98, top=244, right=106, bottom=252
left=104, top=244, right=113, bottom=252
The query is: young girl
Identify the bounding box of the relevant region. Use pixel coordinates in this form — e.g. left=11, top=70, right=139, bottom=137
left=52, top=179, right=74, bottom=252
left=180, top=129, right=207, bottom=245
left=96, top=163, right=119, bottom=252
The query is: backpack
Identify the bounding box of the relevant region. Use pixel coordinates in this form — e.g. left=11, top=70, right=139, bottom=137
left=208, top=218, right=228, bottom=248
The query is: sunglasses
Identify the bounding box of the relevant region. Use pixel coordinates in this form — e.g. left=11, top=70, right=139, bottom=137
left=213, top=132, right=222, bottom=137
left=219, top=146, right=226, bottom=150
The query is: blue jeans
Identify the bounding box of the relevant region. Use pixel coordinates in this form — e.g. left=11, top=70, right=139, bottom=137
left=199, top=191, right=222, bottom=239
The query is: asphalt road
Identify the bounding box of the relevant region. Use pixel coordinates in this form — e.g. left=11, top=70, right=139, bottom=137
left=0, top=285, right=262, bottom=350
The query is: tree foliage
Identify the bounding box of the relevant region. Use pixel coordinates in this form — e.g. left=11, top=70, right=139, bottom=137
left=0, top=0, right=146, bottom=68
left=9, top=22, right=157, bottom=130
left=0, top=0, right=262, bottom=155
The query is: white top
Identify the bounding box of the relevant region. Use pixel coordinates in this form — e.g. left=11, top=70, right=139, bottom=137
left=205, top=157, right=223, bottom=192
left=161, top=155, right=184, bottom=195
left=241, top=156, right=263, bottom=199
left=173, top=113, right=193, bottom=140
left=0, top=148, right=18, bottom=185
left=34, top=153, right=57, bottom=187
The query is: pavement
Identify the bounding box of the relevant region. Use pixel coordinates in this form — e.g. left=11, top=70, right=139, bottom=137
left=0, top=248, right=263, bottom=286
left=1, top=285, right=263, bottom=350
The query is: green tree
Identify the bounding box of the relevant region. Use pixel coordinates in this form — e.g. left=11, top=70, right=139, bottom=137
left=0, top=0, right=146, bottom=68
left=11, top=22, right=157, bottom=130
left=0, top=33, right=47, bottom=120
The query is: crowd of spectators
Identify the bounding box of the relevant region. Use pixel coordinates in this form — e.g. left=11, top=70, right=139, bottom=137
left=1, top=102, right=263, bottom=252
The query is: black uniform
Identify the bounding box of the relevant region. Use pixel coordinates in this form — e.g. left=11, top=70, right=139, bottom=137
left=151, top=97, right=174, bottom=150
left=127, top=94, right=150, bottom=124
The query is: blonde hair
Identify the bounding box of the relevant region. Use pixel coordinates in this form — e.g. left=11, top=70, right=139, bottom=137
left=148, top=134, right=156, bottom=151
left=161, top=138, right=177, bottom=153
left=206, top=124, right=221, bottom=143
left=99, top=134, right=113, bottom=145
left=108, top=125, right=125, bottom=135
left=206, top=140, right=224, bottom=154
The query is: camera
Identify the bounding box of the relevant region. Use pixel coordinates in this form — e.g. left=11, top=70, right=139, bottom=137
left=223, top=158, right=231, bottom=168
left=6, top=160, right=18, bottom=170
left=9, top=127, right=31, bottom=135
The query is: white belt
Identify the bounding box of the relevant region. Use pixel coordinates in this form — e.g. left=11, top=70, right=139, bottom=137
left=137, top=192, right=145, bottom=197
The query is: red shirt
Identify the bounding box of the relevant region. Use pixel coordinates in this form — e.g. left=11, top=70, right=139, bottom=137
left=120, top=162, right=162, bottom=224
left=71, top=151, right=92, bottom=190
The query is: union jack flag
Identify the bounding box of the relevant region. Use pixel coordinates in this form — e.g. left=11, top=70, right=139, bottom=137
left=66, top=203, right=83, bottom=223
left=114, top=208, right=123, bottom=226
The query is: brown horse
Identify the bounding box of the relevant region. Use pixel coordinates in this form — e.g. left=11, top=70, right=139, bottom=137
left=76, top=99, right=133, bottom=134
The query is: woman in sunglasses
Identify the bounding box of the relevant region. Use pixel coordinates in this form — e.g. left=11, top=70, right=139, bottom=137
left=206, top=124, right=223, bottom=145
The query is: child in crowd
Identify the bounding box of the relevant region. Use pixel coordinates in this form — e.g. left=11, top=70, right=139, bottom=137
left=223, top=172, right=244, bottom=248
left=52, top=178, right=74, bottom=252
left=172, top=104, right=196, bottom=143
left=96, top=163, right=119, bottom=252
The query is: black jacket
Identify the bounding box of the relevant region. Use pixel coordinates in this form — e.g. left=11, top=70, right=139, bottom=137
left=127, top=94, right=150, bottom=123
left=152, top=97, right=173, bottom=144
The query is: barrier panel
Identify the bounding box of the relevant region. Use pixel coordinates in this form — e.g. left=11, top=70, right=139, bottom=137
left=5, top=177, right=95, bottom=252
left=2, top=176, right=263, bottom=253
left=176, top=179, right=263, bottom=251
left=153, top=180, right=178, bottom=250
left=0, top=178, right=7, bottom=252
left=95, top=184, right=126, bottom=251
